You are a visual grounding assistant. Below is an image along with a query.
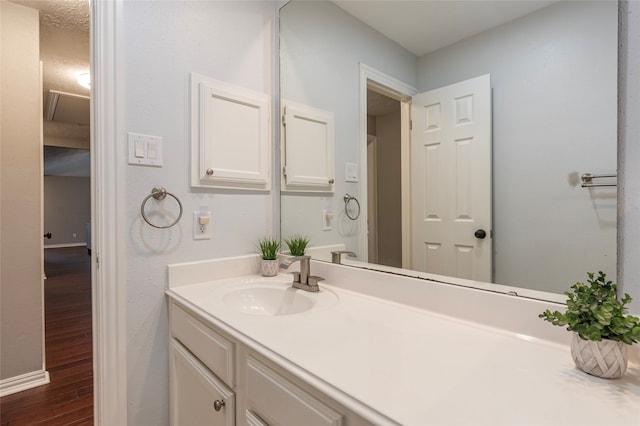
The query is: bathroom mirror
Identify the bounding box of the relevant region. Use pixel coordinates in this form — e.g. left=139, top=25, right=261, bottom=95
left=280, top=0, right=617, bottom=300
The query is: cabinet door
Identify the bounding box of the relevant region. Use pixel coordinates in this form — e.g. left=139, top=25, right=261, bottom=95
left=281, top=102, right=335, bottom=192
left=191, top=73, right=271, bottom=191
left=170, top=339, right=235, bottom=426
left=246, top=356, right=343, bottom=426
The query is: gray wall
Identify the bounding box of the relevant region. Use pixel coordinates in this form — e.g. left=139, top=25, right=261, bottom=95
left=120, top=1, right=278, bottom=423
left=0, top=1, right=44, bottom=381
left=619, top=0, right=640, bottom=314
left=418, top=1, right=618, bottom=293
left=44, top=176, right=91, bottom=246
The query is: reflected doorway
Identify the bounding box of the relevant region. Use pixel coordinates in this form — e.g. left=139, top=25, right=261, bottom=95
left=366, top=87, right=402, bottom=268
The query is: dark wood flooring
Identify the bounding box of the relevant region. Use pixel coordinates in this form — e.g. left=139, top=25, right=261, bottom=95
left=1, top=246, right=94, bottom=425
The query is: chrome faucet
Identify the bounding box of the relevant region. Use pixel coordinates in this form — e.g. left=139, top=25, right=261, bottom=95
left=331, top=250, right=357, bottom=264
left=279, top=255, right=324, bottom=292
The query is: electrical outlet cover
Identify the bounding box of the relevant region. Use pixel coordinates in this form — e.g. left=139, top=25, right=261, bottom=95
left=193, top=211, right=211, bottom=240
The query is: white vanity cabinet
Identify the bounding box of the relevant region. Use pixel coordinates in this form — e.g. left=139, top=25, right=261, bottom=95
left=169, top=301, right=372, bottom=426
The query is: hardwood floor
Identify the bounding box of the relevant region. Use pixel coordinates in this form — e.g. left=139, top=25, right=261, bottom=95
left=1, top=247, right=93, bottom=425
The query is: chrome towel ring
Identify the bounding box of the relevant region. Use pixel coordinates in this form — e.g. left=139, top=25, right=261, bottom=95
left=343, top=193, right=360, bottom=220
left=140, top=186, right=183, bottom=229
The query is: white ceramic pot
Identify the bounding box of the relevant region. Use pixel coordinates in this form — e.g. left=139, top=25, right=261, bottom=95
left=570, top=333, right=628, bottom=379
left=261, top=259, right=279, bottom=277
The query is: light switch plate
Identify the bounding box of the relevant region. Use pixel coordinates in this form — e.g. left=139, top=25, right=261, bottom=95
left=128, top=132, right=163, bottom=167
left=345, top=162, right=358, bottom=182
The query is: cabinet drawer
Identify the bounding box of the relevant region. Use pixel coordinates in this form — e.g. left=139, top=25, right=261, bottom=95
left=246, top=356, right=343, bottom=426
left=170, top=339, right=235, bottom=426
left=170, top=303, right=234, bottom=386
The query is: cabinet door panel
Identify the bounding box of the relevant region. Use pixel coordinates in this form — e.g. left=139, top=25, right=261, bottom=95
left=191, top=73, right=271, bottom=191
left=246, top=356, right=343, bottom=426
left=281, top=102, right=335, bottom=192
left=171, top=303, right=235, bottom=387
left=170, top=340, right=235, bottom=426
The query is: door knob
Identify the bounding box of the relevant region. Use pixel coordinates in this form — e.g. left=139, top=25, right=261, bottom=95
left=213, top=399, right=225, bottom=411
left=474, top=229, right=487, bottom=239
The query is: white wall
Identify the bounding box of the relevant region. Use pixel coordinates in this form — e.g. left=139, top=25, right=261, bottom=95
left=0, top=1, right=44, bottom=382
left=44, top=176, right=90, bottom=246
left=418, top=1, right=618, bottom=293
left=280, top=0, right=417, bottom=256
left=119, top=1, right=277, bottom=423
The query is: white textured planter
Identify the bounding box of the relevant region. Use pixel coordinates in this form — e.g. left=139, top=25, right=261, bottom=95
left=570, top=333, right=628, bottom=379
left=261, top=259, right=279, bottom=277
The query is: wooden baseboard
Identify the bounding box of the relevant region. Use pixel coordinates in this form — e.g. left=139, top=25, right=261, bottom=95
left=0, top=370, right=50, bottom=397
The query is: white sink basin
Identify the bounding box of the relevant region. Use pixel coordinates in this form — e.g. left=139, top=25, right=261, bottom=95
left=222, top=281, right=337, bottom=316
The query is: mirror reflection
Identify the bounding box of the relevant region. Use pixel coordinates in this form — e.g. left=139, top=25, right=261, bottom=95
left=280, top=0, right=617, bottom=298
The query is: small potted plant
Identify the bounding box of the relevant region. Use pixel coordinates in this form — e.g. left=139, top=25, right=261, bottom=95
left=539, top=271, right=640, bottom=378
left=258, top=237, right=280, bottom=277
left=283, top=234, right=310, bottom=256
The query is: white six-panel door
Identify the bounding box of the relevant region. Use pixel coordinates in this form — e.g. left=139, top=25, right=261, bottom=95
left=410, top=74, right=492, bottom=281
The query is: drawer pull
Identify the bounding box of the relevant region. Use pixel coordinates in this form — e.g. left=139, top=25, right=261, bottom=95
left=213, top=399, right=225, bottom=412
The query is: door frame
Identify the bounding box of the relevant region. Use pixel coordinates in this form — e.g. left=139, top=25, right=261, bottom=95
left=358, top=63, right=417, bottom=267
left=91, top=0, right=127, bottom=424
left=366, top=135, right=378, bottom=263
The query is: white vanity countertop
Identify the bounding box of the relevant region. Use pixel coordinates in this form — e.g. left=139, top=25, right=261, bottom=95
left=167, top=274, right=640, bottom=426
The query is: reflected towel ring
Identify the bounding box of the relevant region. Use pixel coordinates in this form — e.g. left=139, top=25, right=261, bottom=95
left=343, top=193, right=360, bottom=220
left=140, top=186, right=183, bottom=229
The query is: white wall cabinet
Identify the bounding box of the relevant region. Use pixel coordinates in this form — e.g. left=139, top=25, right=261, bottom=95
left=281, top=102, right=335, bottom=192
left=169, top=302, right=371, bottom=426
left=191, top=73, right=271, bottom=191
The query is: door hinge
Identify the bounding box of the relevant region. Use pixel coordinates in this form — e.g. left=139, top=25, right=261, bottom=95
left=96, top=255, right=99, bottom=267
left=282, top=166, right=287, bottom=177
left=410, top=119, right=413, bottom=130
left=282, top=114, right=286, bottom=126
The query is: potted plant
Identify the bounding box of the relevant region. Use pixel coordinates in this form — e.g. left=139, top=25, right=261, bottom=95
left=539, top=271, right=640, bottom=378
left=283, top=234, right=310, bottom=256
left=258, top=237, right=280, bottom=277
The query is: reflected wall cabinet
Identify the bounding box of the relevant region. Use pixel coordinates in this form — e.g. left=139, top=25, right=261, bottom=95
left=281, top=101, right=335, bottom=192
left=191, top=73, right=271, bottom=191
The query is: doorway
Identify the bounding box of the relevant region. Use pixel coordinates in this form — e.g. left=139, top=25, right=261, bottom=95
left=358, top=64, right=417, bottom=268
left=366, top=87, right=402, bottom=267
left=0, top=0, right=93, bottom=423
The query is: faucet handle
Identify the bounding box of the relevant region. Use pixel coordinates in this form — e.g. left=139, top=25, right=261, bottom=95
left=308, top=276, right=324, bottom=286
left=290, top=271, right=301, bottom=283
left=331, top=250, right=357, bottom=264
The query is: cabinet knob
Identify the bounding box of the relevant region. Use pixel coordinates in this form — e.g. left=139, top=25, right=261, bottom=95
left=206, top=168, right=214, bottom=176
left=213, top=399, right=225, bottom=412
left=328, top=178, right=335, bottom=184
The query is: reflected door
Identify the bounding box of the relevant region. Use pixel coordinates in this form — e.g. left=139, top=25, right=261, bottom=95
left=410, top=74, right=492, bottom=281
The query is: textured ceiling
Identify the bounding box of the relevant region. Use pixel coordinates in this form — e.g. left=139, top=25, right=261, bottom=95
left=12, top=0, right=89, bottom=33
left=12, top=0, right=90, bottom=106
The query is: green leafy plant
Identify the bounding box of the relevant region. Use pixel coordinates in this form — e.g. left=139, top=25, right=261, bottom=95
left=539, top=271, right=640, bottom=344
left=284, top=234, right=310, bottom=256
left=258, top=237, right=280, bottom=260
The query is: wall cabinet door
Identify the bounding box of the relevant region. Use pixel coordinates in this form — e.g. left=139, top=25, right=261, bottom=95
left=191, top=73, right=271, bottom=191
left=281, top=102, right=335, bottom=192
left=170, top=339, right=235, bottom=426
